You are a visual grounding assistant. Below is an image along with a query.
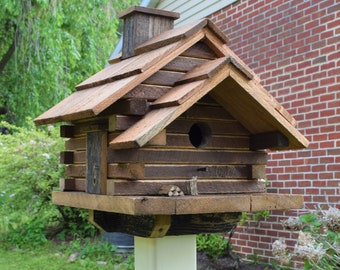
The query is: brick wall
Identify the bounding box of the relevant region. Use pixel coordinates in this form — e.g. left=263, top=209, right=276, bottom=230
left=210, top=0, right=339, bottom=268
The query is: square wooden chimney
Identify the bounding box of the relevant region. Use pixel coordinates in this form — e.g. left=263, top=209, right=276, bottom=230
left=119, top=6, right=180, bottom=59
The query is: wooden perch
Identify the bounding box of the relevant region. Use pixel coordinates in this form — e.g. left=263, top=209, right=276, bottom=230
left=159, top=185, right=184, bottom=197
left=188, top=176, right=198, bottom=195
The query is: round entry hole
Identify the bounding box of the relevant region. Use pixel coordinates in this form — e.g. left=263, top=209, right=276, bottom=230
left=188, top=122, right=211, bottom=148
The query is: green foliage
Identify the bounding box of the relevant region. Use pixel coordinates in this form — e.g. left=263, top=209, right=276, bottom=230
left=0, top=120, right=96, bottom=247
left=0, top=0, right=139, bottom=126
left=59, top=238, right=134, bottom=269
left=273, top=208, right=340, bottom=270
left=239, top=210, right=270, bottom=226
left=197, top=233, right=230, bottom=259
left=0, top=239, right=134, bottom=269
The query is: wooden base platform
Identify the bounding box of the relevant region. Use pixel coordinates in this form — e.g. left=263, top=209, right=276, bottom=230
left=52, top=191, right=303, bottom=215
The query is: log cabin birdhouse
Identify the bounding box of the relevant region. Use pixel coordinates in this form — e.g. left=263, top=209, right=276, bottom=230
left=35, top=6, right=309, bottom=238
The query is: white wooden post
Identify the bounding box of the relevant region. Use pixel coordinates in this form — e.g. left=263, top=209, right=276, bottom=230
left=134, top=235, right=196, bottom=270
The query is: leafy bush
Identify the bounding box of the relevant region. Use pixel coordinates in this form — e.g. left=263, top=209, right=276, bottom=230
left=197, top=233, right=230, bottom=258
left=0, top=120, right=96, bottom=247
left=272, top=207, right=340, bottom=269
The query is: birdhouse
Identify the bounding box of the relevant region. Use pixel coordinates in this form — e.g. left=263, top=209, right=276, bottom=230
left=35, top=6, right=309, bottom=238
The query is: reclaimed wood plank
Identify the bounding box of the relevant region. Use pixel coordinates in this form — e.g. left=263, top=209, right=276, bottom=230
left=123, top=84, right=171, bottom=100
left=60, top=151, right=74, bottom=165
left=108, top=115, right=141, bottom=131
left=250, top=131, right=289, bottom=150
left=52, top=192, right=303, bottom=215
left=175, top=57, right=230, bottom=85
left=165, top=133, right=249, bottom=150
left=119, top=7, right=179, bottom=59
left=143, top=164, right=250, bottom=179
left=35, top=32, right=204, bottom=125
left=211, top=68, right=309, bottom=149
left=107, top=179, right=265, bottom=196
left=60, top=125, right=75, bottom=138
left=180, top=41, right=217, bottom=59
left=108, top=163, right=145, bottom=180
left=66, top=164, right=86, bottom=178
left=180, top=104, right=234, bottom=120
left=135, top=19, right=208, bottom=54
left=109, top=61, right=235, bottom=149
left=59, top=178, right=85, bottom=192
left=101, top=99, right=149, bottom=116
left=166, top=118, right=249, bottom=135
left=86, top=132, right=107, bottom=194
left=65, top=137, right=86, bottom=151
left=162, top=56, right=208, bottom=72
left=107, top=148, right=267, bottom=164
left=143, top=70, right=185, bottom=86
left=251, top=194, right=304, bottom=212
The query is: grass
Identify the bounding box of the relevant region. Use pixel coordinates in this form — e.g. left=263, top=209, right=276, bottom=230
left=0, top=240, right=134, bottom=270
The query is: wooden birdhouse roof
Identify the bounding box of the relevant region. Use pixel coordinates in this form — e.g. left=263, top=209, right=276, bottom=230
left=34, top=8, right=309, bottom=150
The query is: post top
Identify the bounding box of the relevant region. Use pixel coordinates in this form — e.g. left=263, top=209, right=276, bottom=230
left=119, top=5, right=180, bottom=20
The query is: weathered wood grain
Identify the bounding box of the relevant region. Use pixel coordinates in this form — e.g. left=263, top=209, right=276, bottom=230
left=108, top=163, right=144, bottom=180
left=163, top=56, right=208, bottom=72
left=165, top=133, right=249, bottom=150
left=101, top=99, right=149, bottom=116
left=35, top=31, right=204, bottom=125
left=106, top=179, right=265, bottom=196
left=60, top=125, right=75, bottom=138
left=180, top=41, right=217, bottom=59
left=166, top=118, right=249, bottom=135
left=143, top=70, right=185, bottom=86
left=60, top=151, right=74, bottom=164
left=211, top=69, right=309, bottom=149
left=59, top=178, right=85, bottom=192
left=250, top=131, right=289, bottom=150
left=119, top=6, right=179, bottom=58
left=107, top=148, right=267, bottom=164
left=86, top=132, right=107, bottom=194
left=109, top=61, right=235, bottom=149
left=90, top=211, right=240, bottom=237
left=65, top=137, right=86, bottom=151
left=52, top=192, right=304, bottom=215
left=123, top=84, right=171, bottom=100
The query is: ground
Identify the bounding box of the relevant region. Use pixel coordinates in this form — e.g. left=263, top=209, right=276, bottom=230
left=197, top=252, right=274, bottom=270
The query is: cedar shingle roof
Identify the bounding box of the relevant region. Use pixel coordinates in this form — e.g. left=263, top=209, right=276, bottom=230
left=34, top=18, right=309, bottom=150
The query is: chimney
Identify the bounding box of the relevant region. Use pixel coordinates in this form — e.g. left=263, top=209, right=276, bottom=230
left=119, top=6, right=180, bottom=59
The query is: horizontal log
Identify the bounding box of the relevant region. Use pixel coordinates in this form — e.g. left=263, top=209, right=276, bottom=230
left=167, top=118, right=249, bottom=135
left=143, top=164, right=251, bottom=179
left=107, top=148, right=267, bottom=165
left=143, top=70, right=185, bottom=86
left=60, top=151, right=74, bottom=164
left=180, top=104, right=234, bottom=120
left=163, top=56, right=208, bottom=72
left=108, top=115, right=141, bottom=131
left=65, top=163, right=262, bottom=181
left=66, top=165, right=86, bottom=178
left=180, top=42, right=217, bottom=59
left=250, top=131, right=289, bottom=150
left=65, top=137, right=86, bottom=151
left=108, top=163, right=144, bottom=180
left=60, top=125, right=75, bottom=138
left=123, top=84, right=171, bottom=100
left=107, top=179, right=265, bottom=196
left=166, top=133, right=249, bottom=149
left=59, top=178, right=85, bottom=191
left=101, top=99, right=149, bottom=116
left=90, top=211, right=241, bottom=237
left=73, top=120, right=108, bottom=136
